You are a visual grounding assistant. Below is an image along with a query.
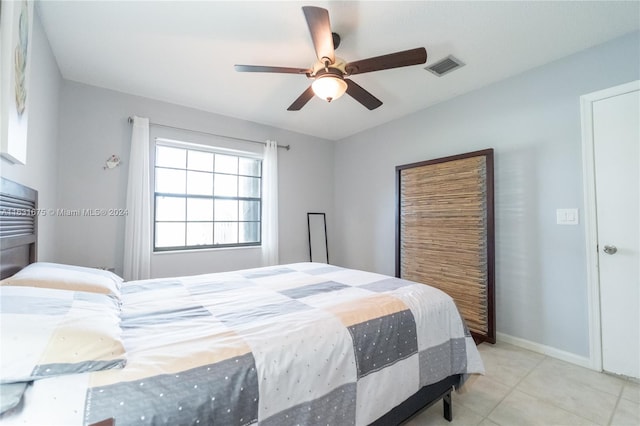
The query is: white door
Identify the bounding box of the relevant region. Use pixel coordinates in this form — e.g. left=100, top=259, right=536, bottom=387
left=591, top=84, right=639, bottom=378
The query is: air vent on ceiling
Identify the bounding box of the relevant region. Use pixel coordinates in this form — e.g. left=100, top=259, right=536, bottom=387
left=425, top=55, right=465, bottom=77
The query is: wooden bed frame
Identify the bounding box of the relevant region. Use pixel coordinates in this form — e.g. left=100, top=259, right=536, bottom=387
left=0, top=177, right=460, bottom=425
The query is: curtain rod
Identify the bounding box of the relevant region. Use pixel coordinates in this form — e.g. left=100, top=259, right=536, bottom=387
left=127, top=116, right=290, bottom=151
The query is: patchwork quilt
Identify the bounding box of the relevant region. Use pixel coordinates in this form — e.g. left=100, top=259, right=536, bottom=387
left=1, top=263, right=484, bottom=426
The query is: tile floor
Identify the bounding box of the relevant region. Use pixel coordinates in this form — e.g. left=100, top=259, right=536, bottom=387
left=405, top=341, right=640, bottom=426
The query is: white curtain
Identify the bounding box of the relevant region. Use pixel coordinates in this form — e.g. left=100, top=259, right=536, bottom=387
left=262, top=140, right=279, bottom=266
left=123, top=116, right=151, bottom=280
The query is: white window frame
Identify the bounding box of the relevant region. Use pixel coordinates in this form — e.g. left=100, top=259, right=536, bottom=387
left=152, top=138, right=263, bottom=252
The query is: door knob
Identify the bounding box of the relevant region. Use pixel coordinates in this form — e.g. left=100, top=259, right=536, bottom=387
left=603, top=245, right=617, bottom=255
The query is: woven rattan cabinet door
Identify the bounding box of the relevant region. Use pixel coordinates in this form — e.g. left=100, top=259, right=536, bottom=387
left=396, top=149, right=495, bottom=343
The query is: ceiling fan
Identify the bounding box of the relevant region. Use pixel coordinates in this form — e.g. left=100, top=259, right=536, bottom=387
left=234, top=6, right=427, bottom=111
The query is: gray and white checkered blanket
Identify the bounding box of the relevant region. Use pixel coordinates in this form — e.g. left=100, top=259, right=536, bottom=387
left=3, top=263, right=484, bottom=425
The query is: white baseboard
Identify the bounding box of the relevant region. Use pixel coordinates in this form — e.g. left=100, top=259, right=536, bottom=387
left=496, top=332, right=595, bottom=370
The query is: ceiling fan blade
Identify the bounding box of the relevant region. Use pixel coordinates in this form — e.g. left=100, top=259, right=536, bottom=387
left=302, top=6, right=335, bottom=64
left=345, top=47, right=427, bottom=75
left=234, top=65, right=311, bottom=74
left=287, top=86, right=315, bottom=111
left=345, top=79, right=382, bottom=110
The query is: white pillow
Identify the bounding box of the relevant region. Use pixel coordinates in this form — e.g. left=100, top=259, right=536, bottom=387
left=0, top=262, right=122, bottom=298
left=0, top=286, right=126, bottom=384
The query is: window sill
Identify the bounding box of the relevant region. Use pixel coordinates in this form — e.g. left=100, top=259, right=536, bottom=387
left=152, top=245, right=262, bottom=255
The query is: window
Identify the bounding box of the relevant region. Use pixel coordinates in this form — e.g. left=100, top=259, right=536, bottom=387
left=154, top=141, right=262, bottom=251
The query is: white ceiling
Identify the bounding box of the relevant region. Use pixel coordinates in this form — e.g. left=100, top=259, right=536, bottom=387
left=37, top=1, right=640, bottom=141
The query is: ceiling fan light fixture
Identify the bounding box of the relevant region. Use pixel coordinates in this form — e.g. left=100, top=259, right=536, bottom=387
left=235, top=6, right=426, bottom=110
left=312, top=73, right=347, bottom=103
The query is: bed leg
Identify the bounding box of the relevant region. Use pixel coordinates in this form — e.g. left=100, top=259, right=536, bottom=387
left=443, top=390, right=452, bottom=421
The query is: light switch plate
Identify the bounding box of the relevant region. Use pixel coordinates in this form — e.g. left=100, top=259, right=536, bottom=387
left=556, top=208, right=579, bottom=225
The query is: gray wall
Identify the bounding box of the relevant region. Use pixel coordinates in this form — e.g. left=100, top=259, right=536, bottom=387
left=56, top=81, right=334, bottom=278
left=0, top=11, right=62, bottom=261
left=333, top=32, right=640, bottom=358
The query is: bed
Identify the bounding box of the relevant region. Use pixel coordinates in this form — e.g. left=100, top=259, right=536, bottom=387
left=0, top=177, right=484, bottom=425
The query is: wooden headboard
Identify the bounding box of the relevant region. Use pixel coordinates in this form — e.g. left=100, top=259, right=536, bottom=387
left=0, top=177, right=38, bottom=279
